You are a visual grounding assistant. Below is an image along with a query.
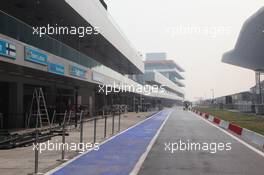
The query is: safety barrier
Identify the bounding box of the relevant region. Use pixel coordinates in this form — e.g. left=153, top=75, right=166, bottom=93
left=228, top=123, right=243, bottom=135
left=213, top=117, right=221, bottom=125
left=191, top=109, right=264, bottom=150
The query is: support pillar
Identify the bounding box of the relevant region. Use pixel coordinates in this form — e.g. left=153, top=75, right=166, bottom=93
left=8, top=81, right=24, bottom=128
left=74, top=87, right=79, bottom=127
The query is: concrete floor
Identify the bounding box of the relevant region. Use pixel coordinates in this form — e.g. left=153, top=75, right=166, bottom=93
left=0, top=111, right=155, bottom=175
left=3, top=109, right=263, bottom=175
left=139, top=109, right=264, bottom=175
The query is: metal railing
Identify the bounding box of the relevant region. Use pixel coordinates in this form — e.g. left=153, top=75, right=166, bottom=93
left=32, top=108, right=123, bottom=174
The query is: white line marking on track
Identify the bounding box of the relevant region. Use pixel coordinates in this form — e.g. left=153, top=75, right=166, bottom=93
left=190, top=111, right=264, bottom=158
left=46, top=111, right=163, bottom=175
left=130, top=110, right=173, bottom=175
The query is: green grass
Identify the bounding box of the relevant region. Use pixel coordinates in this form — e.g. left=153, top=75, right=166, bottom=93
left=194, top=107, right=264, bottom=135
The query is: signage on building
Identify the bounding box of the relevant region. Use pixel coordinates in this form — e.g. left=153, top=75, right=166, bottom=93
left=69, top=65, right=86, bottom=79
left=48, top=62, right=65, bottom=75
left=25, top=47, right=48, bottom=65
left=92, top=72, right=104, bottom=83
left=0, top=39, right=16, bottom=59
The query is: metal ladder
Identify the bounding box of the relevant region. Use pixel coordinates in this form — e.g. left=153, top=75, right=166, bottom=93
left=27, top=87, right=50, bottom=128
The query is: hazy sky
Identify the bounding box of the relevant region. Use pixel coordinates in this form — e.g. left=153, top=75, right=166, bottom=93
left=105, top=0, right=263, bottom=101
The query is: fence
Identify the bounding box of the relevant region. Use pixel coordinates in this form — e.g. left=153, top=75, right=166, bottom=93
left=0, top=105, right=125, bottom=174
left=198, top=103, right=264, bottom=114
left=32, top=108, right=123, bottom=174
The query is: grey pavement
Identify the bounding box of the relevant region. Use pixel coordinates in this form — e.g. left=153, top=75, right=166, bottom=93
left=139, top=108, right=264, bottom=175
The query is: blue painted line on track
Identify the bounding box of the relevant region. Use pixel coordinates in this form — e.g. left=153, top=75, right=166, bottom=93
left=50, top=110, right=171, bottom=175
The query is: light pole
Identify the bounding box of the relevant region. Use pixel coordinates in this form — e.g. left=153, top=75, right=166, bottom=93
left=210, top=89, right=215, bottom=104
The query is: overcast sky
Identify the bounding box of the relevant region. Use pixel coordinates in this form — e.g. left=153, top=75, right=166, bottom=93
left=105, top=0, right=263, bottom=101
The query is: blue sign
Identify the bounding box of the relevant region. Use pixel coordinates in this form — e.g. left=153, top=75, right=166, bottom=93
left=0, top=39, right=16, bottom=59
left=25, top=47, right=48, bottom=65
left=70, top=65, right=86, bottom=79
left=48, top=62, right=65, bottom=75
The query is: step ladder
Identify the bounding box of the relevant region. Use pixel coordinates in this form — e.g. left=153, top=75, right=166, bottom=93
left=27, top=87, right=50, bottom=128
